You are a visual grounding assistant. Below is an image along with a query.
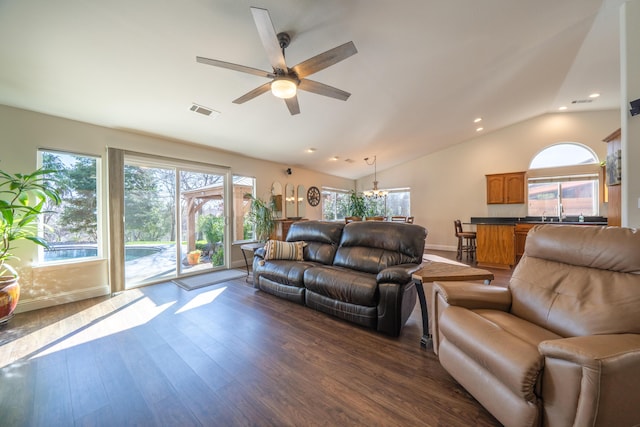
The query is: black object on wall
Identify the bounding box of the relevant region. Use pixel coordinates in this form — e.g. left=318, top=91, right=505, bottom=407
left=630, top=98, right=640, bottom=116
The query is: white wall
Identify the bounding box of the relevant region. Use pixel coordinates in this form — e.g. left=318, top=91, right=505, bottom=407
left=358, top=110, right=620, bottom=250
left=621, top=0, right=640, bottom=227
left=0, top=105, right=354, bottom=312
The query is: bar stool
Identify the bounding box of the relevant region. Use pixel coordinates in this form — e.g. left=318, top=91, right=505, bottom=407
left=454, top=219, right=476, bottom=260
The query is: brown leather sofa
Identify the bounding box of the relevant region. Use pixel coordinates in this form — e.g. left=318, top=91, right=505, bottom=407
left=432, top=225, right=640, bottom=427
left=253, top=220, right=427, bottom=336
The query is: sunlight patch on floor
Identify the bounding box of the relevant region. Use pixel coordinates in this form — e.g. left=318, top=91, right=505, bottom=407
left=27, top=295, right=176, bottom=361
left=175, top=286, right=226, bottom=314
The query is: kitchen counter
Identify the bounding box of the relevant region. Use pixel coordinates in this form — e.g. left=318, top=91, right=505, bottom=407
left=470, top=216, right=607, bottom=226
left=471, top=217, right=608, bottom=269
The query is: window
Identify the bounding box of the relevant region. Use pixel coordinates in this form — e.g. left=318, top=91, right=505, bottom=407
left=381, top=188, right=411, bottom=217
left=39, top=150, right=101, bottom=262
left=322, top=187, right=350, bottom=220
left=233, top=175, right=256, bottom=242
left=527, top=143, right=600, bottom=217
left=321, top=187, right=411, bottom=220
left=529, top=143, right=598, bottom=169
left=364, top=188, right=411, bottom=218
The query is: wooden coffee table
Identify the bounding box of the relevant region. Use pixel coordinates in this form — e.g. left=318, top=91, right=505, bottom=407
left=412, top=261, right=494, bottom=348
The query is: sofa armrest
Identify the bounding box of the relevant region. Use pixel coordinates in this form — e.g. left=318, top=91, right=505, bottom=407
left=376, top=265, right=421, bottom=337
left=539, top=334, right=640, bottom=427
left=433, top=281, right=511, bottom=311
left=254, top=247, right=266, bottom=259
left=376, top=263, right=421, bottom=285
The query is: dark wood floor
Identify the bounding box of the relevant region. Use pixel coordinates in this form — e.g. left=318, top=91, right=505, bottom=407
left=0, top=251, right=511, bottom=426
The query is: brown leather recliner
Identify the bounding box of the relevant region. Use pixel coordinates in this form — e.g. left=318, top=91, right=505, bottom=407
left=432, top=225, right=640, bottom=427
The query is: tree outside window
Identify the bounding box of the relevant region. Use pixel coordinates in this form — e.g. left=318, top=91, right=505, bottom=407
left=40, top=150, right=100, bottom=261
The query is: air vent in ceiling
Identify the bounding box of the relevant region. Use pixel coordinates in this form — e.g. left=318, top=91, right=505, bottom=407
left=344, top=158, right=355, bottom=163
left=190, top=103, right=220, bottom=118
left=571, top=99, right=593, bottom=104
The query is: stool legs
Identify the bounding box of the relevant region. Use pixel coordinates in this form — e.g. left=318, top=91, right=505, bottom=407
left=457, top=236, right=476, bottom=261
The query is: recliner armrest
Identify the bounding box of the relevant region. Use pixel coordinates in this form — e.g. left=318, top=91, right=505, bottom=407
left=376, top=263, right=421, bottom=285
left=433, top=281, right=511, bottom=311
left=539, top=334, right=640, bottom=366
left=539, top=334, right=640, bottom=426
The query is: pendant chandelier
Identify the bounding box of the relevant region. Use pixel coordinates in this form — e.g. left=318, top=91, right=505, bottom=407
left=363, top=155, right=388, bottom=198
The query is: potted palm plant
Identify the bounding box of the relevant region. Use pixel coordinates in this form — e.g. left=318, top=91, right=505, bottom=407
left=246, top=194, right=275, bottom=242
left=0, top=167, right=60, bottom=324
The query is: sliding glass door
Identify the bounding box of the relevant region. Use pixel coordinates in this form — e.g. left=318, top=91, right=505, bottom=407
left=178, top=169, right=227, bottom=275
left=123, top=156, right=229, bottom=288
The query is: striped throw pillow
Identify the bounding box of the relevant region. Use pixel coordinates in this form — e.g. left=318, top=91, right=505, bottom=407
left=264, top=240, right=304, bottom=261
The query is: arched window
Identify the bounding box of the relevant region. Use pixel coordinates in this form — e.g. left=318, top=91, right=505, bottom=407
left=527, top=143, right=601, bottom=218
left=529, top=143, right=598, bottom=169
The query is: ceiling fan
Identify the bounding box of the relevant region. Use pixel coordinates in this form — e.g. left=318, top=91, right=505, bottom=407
left=196, top=7, right=357, bottom=115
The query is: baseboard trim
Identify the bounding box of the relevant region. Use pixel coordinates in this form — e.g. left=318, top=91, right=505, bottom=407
left=425, top=244, right=457, bottom=252
left=15, top=285, right=111, bottom=314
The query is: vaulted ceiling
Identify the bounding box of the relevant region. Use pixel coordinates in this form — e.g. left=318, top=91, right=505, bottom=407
left=0, top=0, right=624, bottom=178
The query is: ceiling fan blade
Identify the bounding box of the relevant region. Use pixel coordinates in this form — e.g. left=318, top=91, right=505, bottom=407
left=250, top=7, right=287, bottom=72
left=298, top=79, right=351, bottom=101
left=196, top=56, right=274, bottom=78
left=292, top=41, right=357, bottom=79
left=285, top=96, right=300, bottom=115
left=232, top=81, right=272, bottom=104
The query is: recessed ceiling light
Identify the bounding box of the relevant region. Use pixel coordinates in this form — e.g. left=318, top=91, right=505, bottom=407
left=473, top=117, right=482, bottom=123
left=330, top=156, right=339, bottom=161
left=558, top=106, right=567, bottom=111
left=306, top=148, right=317, bottom=153
left=589, top=93, right=600, bottom=98
left=476, top=127, right=484, bottom=132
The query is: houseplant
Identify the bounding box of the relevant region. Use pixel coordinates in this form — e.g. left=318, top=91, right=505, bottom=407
left=246, top=194, right=275, bottom=242
left=347, top=190, right=367, bottom=219
left=0, top=167, right=60, bottom=324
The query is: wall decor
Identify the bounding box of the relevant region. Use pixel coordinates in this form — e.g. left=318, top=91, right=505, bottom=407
left=307, top=186, right=320, bottom=206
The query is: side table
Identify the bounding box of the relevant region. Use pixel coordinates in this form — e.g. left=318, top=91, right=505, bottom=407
left=240, top=242, right=264, bottom=283
left=412, top=261, right=494, bottom=348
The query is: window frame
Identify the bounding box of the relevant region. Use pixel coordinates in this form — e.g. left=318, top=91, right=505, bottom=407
left=527, top=143, right=601, bottom=217
left=37, top=149, right=104, bottom=265
left=232, top=175, right=256, bottom=243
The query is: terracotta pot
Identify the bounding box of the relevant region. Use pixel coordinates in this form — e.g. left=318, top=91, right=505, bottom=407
left=0, top=274, right=20, bottom=324
left=187, top=252, right=200, bottom=265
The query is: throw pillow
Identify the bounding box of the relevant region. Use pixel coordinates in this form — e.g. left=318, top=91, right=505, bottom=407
left=264, top=240, right=304, bottom=261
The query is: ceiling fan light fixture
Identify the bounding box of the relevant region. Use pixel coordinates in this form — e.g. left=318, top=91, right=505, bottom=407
left=271, top=77, right=297, bottom=99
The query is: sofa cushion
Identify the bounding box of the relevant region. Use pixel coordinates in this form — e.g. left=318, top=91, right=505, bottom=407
left=264, top=240, right=304, bottom=261
left=333, top=222, right=426, bottom=274
left=440, top=306, right=557, bottom=401
left=304, top=265, right=378, bottom=307
left=257, top=260, right=316, bottom=287
left=286, top=221, right=344, bottom=265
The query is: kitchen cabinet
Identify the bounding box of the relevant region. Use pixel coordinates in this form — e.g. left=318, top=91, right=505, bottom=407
left=486, top=172, right=526, bottom=204
left=476, top=224, right=515, bottom=269
left=514, top=223, right=535, bottom=262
